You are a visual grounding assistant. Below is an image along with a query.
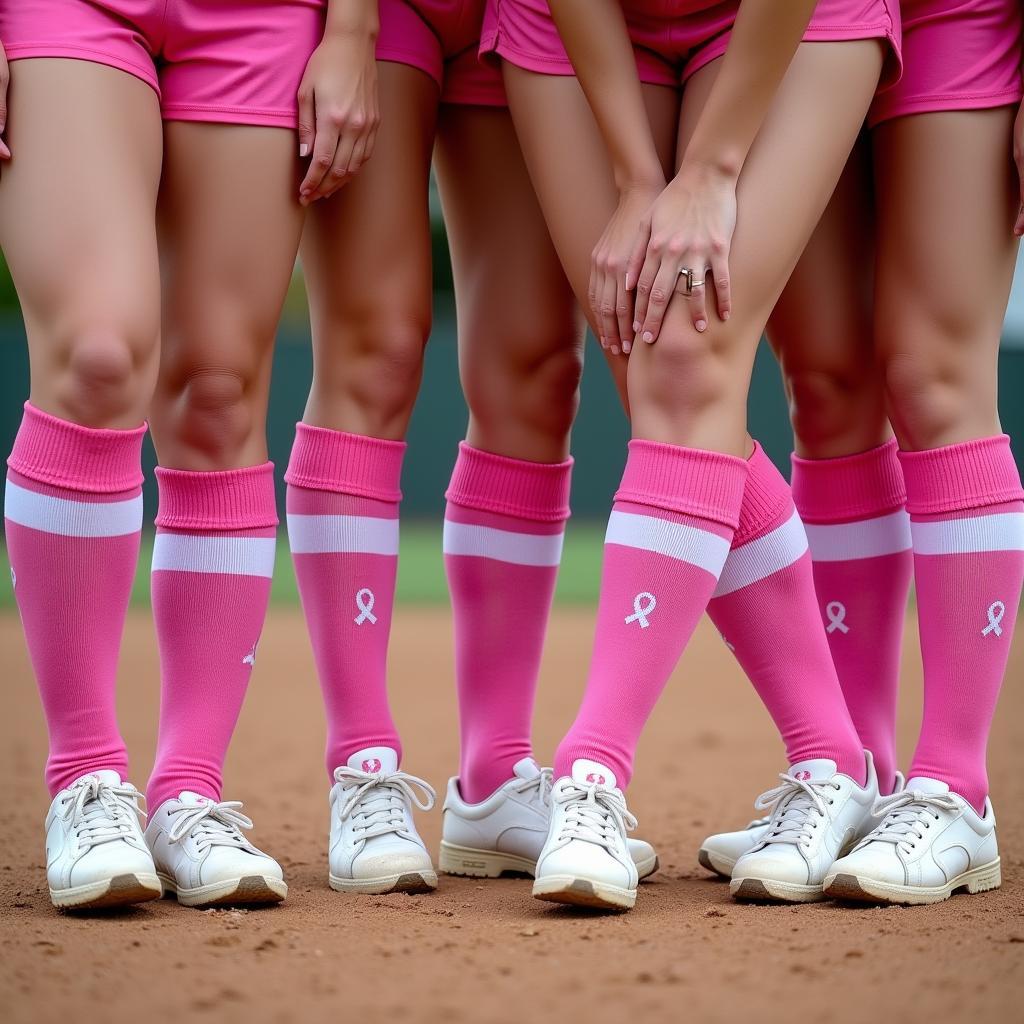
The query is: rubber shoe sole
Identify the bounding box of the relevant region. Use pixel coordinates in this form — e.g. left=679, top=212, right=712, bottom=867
left=698, top=847, right=735, bottom=879
left=532, top=874, right=636, bottom=911
left=159, top=871, right=287, bottom=908
left=823, top=858, right=1001, bottom=906
left=440, top=840, right=659, bottom=882
left=51, top=872, right=162, bottom=911
left=730, top=876, right=824, bottom=903
left=329, top=869, right=438, bottom=895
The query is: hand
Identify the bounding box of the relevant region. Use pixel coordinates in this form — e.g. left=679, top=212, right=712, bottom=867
left=297, top=28, right=379, bottom=205
left=590, top=181, right=664, bottom=354
left=1014, top=97, right=1024, bottom=236
left=630, top=160, right=737, bottom=346
left=1, top=40, right=10, bottom=160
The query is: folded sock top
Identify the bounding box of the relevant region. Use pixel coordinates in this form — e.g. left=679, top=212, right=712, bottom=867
left=155, top=462, right=278, bottom=531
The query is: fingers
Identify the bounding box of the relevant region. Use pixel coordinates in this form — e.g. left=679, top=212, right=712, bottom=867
left=633, top=250, right=659, bottom=341
left=317, top=127, right=359, bottom=201
left=299, top=107, right=341, bottom=205
left=710, top=253, right=731, bottom=322
left=616, top=270, right=634, bottom=354
left=296, top=81, right=315, bottom=162
left=599, top=264, right=620, bottom=355
left=638, top=254, right=680, bottom=345
left=682, top=264, right=709, bottom=333
left=626, top=217, right=651, bottom=340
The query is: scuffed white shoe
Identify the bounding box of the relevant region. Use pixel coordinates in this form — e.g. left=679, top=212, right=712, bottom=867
left=45, top=771, right=161, bottom=910
left=824, top=778, right=1001, bottom=905
left=730, top=752, right=878, bottom=903
left=698, top=817, right=770, bottom=879
left=439, top=758, right=658, bottom=880
left=532, top=760, right=639, bottom=911
left=146, top=793, right=286, bottom=908
left=329, top=746, right=438, bottom=894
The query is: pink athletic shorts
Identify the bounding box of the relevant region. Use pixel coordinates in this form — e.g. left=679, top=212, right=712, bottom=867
left=869, top=0, right=1023, bottom=125
left=482, top=0, right=902, bottom=89
left=378, top=0, right=506, bottom=106
left=0, top=0, right=325, bottom=128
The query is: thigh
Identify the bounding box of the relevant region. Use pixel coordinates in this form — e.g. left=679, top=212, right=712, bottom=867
left=502, top=64, right=680, bottom=404
left=434, top=101, right=581, bottom=461
left=625, top=41, right=884, bottom=452
left=0, top=59, right=162, bottom=426
left=152, top=121, right=305, bottom=468
left=873, top=108, right=1019, bottom=447
left=298, top=60, right=437, bottom=435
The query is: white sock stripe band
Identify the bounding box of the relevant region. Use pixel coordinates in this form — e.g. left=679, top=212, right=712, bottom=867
left=910, top=512, right=1024, bottom=555
left=286, top=513, right=400, bottom=556
left=4, top=480, right=142, bottom=537
left=442, top=519, right=565, bottom=567
left=804, top=510, right=912, bottom=562
left=713, top=509, right=808, bottom=597
left=152, top=534, right=276, bottom=577
left=605, top=509, right=731, bottom=577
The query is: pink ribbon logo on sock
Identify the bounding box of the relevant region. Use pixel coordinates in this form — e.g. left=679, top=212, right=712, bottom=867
left=826, top=601, right=849, bottom=635
left=625, top=592, right=657, bottom=629
left=982, top=601, right=1005, bottom=638
left=354, top=588, right=377, bottom=626
left=242, top=642, right=257, bottom=667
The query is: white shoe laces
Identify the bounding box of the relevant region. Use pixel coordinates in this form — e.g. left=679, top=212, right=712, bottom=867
left=553, top=780, right=636, bottom=852
left=510, top=767, right=554, bottom=810
left=334, top=766, right=436, bottom=841
left=166, top=800, right=254, bottom=852
left=754, top=774, right=842, bottom=850
left=59, top=775, right=144, bottom=848
left=858, top=789, right=960, bottom=853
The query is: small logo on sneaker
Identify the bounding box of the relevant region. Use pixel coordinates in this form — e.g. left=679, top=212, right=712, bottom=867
left=585, top=773, right=606, bottom=785
left=242, top=643, right=257, bottom=667
left=794, top=770, right=812, bottom=781
left=362, top=758, right=382, bottom=773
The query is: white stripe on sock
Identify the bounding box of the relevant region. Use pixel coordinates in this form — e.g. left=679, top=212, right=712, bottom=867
left=713, top=509, right=808, bottom=597
left=605, top=510, right=731, bottom=577
left=152, top=534, right=276, bottom=577
left=910, top=512, right=1024, bottom=555
left=286, top=513, right=399, bottom=556
left=804, top=510, right=912, bottom=562
left=4, top=480, right=142, bottom=537
left=442, top=519, right=564, bottom=567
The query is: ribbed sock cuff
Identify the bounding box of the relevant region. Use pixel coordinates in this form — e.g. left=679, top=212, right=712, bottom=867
left=445, top=442, right=573, bottom=522
left=899, top=435, right=1024, bottom=516
left=733, top=442, right=793, bottom=546
left=615, top=439, right=748, bottom=529
left=155, top=462, right=278, bottom=530
left=792, top=439, right=906, bottom=523
left=284, top=422, right=405, bottom=502
left=7, top=402, right=145, bottom=493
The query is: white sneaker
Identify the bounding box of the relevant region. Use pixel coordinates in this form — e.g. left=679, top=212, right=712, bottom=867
left=439, top=758, right=658, bottom=880
left=697, top=818, right=771, bottom=879
left=730, top=752, right=878, bottom=903
left=328, top=746, right=438, bottom=894
left=45, top=771, right=161, bottom=910
left=532, top=760, right=639, bottom=911
left=824, top=777, right=1001, bottom=905
left=145, top=793, right=287, bottom=908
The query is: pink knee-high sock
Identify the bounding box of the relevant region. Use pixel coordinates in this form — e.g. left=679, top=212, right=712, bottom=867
left=4, top=403, right=144, bottom=794
left=553, top=441, right=748, bottom=788
left=791, top=440, right=912, bottom=793
left=285, top=423, right=405, bottom=778
left=706, top=443, right=866, bottom=782
left=147, top=463, right=277, bottom=811
left=443, top=442, right=572, bottom=803
left=900, top=435, right=1024, bottom=811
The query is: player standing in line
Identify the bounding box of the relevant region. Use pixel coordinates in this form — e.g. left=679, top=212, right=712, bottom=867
left=284, top=0, right=661, bottom=896
left=0, top=0, right=379, bottom=910
left=491, top=0, right=900, bottom=910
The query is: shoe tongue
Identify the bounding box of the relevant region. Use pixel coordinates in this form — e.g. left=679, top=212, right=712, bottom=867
left=91, top=770, right=123, bottom=786
left=905, top=776, right=951, bottom=796
left=788, top=759, right=838, bottom=784
left=178, top=792, right=214, bottom=806
left=571, top=759, right=617, bottom=790
left=513, top=758, right=541, bottom=781
left=348, top=746, right=399, bottom=775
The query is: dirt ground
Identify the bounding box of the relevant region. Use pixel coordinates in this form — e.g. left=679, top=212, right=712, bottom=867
left=1, top=607, right=1021, bottom=1024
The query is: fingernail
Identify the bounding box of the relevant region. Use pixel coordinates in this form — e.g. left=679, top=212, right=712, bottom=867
left=642, top=332, right=653, bottom=343
left=623, top=342, right=631, bottom=354
left=611, top=345, right=620, bottom=355
left=633, top=321, right=640, bottom=332
left=696, top=320, right=707, bottom=332
left=299, top=144, right=309, bottom=158
left=722, top=311, right=730, bottom=321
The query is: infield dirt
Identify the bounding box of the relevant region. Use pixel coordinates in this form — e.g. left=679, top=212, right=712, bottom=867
left=1, top=608, right=1021, bottom=1024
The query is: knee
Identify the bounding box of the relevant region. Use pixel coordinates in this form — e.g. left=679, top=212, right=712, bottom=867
left=633, top=321, right=730, bottom=416
left=785, top=364, right=887, bottom=456
left=165, top=363, right=258, bottom=463
left=56, top=325, right=157, bottom=426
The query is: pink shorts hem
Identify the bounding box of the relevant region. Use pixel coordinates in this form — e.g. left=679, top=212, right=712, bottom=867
left=869, top=88, right=1024, bottom=127
left=377, top=45, right=443, bottom=90
left=5, top=44, right=160, bottom=97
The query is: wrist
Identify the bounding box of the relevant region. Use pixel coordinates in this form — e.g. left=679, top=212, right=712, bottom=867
left=674, top=153, right=741, bottom=189
left=324, top=2, right=379, bottom=40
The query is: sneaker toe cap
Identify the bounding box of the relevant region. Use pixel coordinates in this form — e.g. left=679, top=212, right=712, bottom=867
left=200, top=848, right=284, bottom=885
left=67, top=843, right=156, bottom=888
left=539, top=841, right=636, bottom=888
left=733, top=848, right=811, bottom=885
left=831, top=846, right=906, bottom=886
left=351, top=848, right=434, bottom=880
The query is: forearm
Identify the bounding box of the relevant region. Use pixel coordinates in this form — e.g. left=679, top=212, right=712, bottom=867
left=682, top=0, right=818, bottom=178
left=548, top=0, right=663, bottom=190
left=324, top=0, right=379, bottom=38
